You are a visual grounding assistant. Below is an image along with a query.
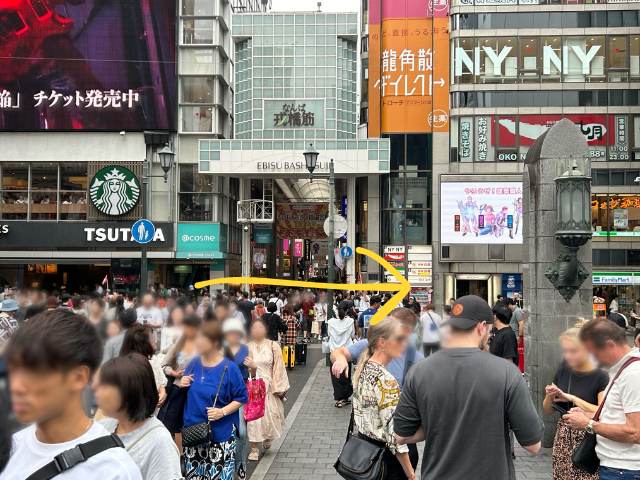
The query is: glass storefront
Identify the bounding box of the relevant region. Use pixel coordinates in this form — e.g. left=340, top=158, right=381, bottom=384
left=0, top=162, right=88, bottom=221
left=382, top=134, right=432, bottom=246
left=452, top=35, right=640, bottom=84
left=450, top=114, right=640, bottom=162
left=452, top=12, right=640, bottom=30
left=593, top=194, right=640, bottom=237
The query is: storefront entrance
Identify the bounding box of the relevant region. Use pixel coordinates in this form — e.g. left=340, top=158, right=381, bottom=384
left=0, top=263, right=111, bottom=293
left=456, top=279, right=489, bottom=301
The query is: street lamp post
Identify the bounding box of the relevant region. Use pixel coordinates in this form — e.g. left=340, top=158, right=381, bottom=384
left=304, top=144, right=336, bottom=315
left=140, top=143, right=175, bottom=293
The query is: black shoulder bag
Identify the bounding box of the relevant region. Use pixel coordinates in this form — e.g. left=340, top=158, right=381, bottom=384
left=182, top=364, right=228, bottom=448
left=26, top=434, right=124, bottom=480
left=334, top=409, right=386, bottom=480
left=572, top=356, right=639, bottom=474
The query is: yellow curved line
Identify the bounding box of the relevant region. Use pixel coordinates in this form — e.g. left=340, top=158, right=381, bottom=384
left=193, top=247, right=412, bottom=326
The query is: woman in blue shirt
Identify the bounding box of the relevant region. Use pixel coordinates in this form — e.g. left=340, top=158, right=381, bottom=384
left=181, top=321, right=248, bottom=480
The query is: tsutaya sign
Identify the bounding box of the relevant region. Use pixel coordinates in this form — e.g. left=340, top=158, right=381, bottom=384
left=454, top=45, right=602, bottom=77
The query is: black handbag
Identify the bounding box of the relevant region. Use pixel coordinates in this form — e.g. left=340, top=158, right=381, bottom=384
left=181, top=364, right=228, bottom=448
left=572, top=356, right=639, bottom=474
left=334, top=409, right=386, bottom=480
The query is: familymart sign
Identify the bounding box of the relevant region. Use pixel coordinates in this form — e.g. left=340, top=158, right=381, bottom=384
left=593, top=272, right=640, bottom=285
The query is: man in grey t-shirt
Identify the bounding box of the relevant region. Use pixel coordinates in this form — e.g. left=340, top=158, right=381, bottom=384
left=394, top=295, right=543, bottom=480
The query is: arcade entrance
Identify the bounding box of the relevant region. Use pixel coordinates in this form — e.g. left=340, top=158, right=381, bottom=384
left=244, top=177, right=352, bottom=281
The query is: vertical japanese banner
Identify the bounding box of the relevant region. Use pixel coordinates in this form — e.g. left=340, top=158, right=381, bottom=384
left=368, top=0, right=449, bottom=137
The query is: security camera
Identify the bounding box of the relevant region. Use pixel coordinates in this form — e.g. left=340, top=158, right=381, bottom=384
left=243, top=225, right=250, bottom=232
left=119, top=130, right=126, bottom=136
left=634, top=176, right=640, bottom=185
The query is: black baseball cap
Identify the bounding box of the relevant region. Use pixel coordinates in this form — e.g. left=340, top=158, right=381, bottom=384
left=447, top=295, right=494, bottom=330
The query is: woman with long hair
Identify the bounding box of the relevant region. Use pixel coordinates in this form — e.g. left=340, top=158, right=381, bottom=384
left=352, top=317, right=416, bottom=480
left=543, top=319, right=609, bottom=480
left=246, top=318, right=289, bottom=461
left=120, top=324, right=167, bottom=407
left=96, top=354, right=182, bottom=480
left=158, top=315, right=201, bottom=451
left=160, top=305, right=185, bottom=355
left=181, top=321, right=248, bottom=480
left=328, top=307, right=355, bottom=408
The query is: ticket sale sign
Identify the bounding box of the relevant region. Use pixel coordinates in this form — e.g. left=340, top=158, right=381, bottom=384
left=440, top=182, right=523, bottom=245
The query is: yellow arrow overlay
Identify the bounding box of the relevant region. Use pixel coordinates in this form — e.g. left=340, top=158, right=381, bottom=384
left=194, top=247, right=411, bottom=326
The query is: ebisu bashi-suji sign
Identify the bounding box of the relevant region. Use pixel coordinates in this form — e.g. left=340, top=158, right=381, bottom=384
left=264, top=99, right=325, bottom=129
left=89, top=166, right=141, bottom=216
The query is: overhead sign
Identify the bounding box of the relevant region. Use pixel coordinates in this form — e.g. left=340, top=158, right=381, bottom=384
left=593, top=272, right=640, bottom=285
left=324, top=215, right=348, bottom=239
left=368, top=0, right=450, bottom=136
left=277, top=204, right=328, bottom=240
left=0, top=222, right=172, bottom=249
left=89, top=166, right=141, bottom=216
left=0, top=0, right=176, bottom=131
left=177, top=223, right=226, bottom=259
left=264, top=99, right=325, bottom=129
left=441, top=182, right=523, bottom=245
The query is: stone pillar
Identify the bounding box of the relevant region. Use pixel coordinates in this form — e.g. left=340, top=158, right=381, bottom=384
left=523, top=118, right=592, bottom=447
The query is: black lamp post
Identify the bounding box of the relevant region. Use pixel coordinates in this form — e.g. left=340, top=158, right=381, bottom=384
left=140, top=142, right=175, bottom=293
left=545, top=160, right=592, bottom=302
left=304, top=144, right=335, bottom=314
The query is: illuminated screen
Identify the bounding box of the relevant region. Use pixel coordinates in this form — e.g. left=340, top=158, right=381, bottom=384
left=0, top=0, right=176, bottom=131
left=440, top=181, right=523, bottom=245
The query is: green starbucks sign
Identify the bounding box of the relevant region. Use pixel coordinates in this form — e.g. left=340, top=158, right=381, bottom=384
left=89, top=166, right=141, bottom=216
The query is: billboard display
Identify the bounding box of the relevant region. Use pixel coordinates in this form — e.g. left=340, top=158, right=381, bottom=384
left=276, top=203, right=328, bottom=240
left=368, top=0, right=449, bottom=136
left=440, top=182, right=523, bottom=244
left=0, top=0, right=176, bottom=131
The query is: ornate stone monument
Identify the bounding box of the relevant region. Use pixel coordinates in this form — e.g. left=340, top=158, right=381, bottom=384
left=523, top=118, right=592, bottom=446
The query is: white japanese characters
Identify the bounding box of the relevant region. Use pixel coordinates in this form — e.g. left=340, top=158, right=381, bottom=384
left=0, top=89, right=141, bottom=110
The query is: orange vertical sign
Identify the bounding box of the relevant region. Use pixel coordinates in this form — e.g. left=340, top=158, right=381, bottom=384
left=369, top=17, right=449, bottom=136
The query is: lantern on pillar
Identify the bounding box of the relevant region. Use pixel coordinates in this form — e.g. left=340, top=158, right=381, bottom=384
left=545, top=160, right=592, bottom=302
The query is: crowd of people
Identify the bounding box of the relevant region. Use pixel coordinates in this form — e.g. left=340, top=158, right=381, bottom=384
left=0, top=286, right=639, bottom=480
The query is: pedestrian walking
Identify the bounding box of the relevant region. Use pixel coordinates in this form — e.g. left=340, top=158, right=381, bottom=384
left=120, top=325, right=168, bottom=408
left=181, top=321, right=248, bottom=480
left=489, top=305, right=519, bottom=365
left=158, top=315, right=201, bottom=451
left=96, top=354, right=182, bottom=480
left=222, top=317, right=250, bottom=480
left=394, top=295, right=544, bottom=480
left=420, top=303, right=443, bottom=357
left=246, top=318, right=290, bottom=461
left=1, top=310, right=141, bottom=480
left=327, top=308, right=355, bottom=408
left=563, top=320, right=640, bottom=480
left=261, top=302, right=287, bottom=342
left=161, top=305, right=185, bottom=355
left=102, top=308, right=138, bottom=365
left=351, top=317, right=416, bottom=480
left=543, top=320, right=609, bottom=480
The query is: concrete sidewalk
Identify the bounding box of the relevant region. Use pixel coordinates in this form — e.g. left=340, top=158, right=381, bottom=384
left=250, top=354, right=552, bottom=480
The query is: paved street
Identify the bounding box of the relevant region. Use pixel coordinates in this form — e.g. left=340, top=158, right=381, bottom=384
left=250, top=346, right=552, bottom=480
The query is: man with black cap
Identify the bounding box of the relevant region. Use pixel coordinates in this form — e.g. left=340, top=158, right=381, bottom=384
left=394, top=295, right=543, bottom=480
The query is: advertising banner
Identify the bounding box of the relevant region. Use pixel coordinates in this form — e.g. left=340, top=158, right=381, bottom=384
left=177, top=224, right=226, bottom=260
left=276, top=204, right=328, bottom=240
left=368, top=0, right=449, bottom=136
left=440, top=182, right=523, bottom=244
left=0, top=0, right=176, bottom=131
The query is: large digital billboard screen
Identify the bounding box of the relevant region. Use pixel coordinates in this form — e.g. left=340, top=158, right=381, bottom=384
left=440, top=181, right=523, bottom=244
left=0, top=0, right=176, bottom=131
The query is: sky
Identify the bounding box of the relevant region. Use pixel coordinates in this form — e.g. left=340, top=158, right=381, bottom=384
left=270, top=0, right=359, bottom=12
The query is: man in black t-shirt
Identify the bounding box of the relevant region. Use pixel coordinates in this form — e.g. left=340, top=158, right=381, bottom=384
left=490, top=305, right=519, bottom=365
left=237, top=291, right=255, bottom=326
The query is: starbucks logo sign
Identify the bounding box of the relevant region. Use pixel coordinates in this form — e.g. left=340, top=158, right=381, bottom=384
left=89, top=166, right=141, bottom=216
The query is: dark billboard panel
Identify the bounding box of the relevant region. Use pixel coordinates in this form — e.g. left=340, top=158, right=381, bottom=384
left=0, top=0, right=176, bottom=131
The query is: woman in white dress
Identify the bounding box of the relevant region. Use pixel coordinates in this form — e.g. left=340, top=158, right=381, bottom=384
left=245, top=318, right=290, bottom=461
